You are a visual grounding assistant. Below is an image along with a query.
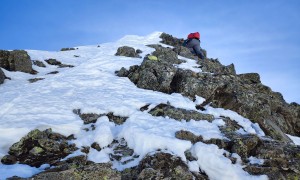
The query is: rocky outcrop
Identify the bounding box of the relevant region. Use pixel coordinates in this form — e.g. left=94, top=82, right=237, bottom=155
left=117, top=33, right=299, bottom=142
left=115, top=46, right=142, bottom=58
left=1, top=129, right=77, bottom=167
left=0, top=50, right=34, bottom=74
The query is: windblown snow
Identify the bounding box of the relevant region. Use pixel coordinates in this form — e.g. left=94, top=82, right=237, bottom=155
left=0, top=32, right=268, bottom=179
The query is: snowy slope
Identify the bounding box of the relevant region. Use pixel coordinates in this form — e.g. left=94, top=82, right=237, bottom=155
left=0, top=32, right=267, bottom=179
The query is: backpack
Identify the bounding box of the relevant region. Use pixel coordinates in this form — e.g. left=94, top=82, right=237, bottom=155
left=182, top=39, right=191, bottom=47
left=187, top=32, right=200, bottom=39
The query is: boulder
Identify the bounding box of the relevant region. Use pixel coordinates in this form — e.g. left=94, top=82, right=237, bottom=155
left=115, top=46, right=141, bottom=58
left=0, top=50, right=33, bottom=74
left=45, top=58, right=74, bottom=68
left=127, top=55, right=177, bottom=93
left=1, top=129, right=77, bottom=167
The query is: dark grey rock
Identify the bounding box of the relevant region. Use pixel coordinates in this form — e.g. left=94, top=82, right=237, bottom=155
left=115, top=46, right=141, bottom=58
left=45, top=59, right=62, bottom=66
left=0, top=68, right=5, bottom=84
left=0, top=50, right=33, bottom=74
left=60, top=48, right=75, bottom=51
left=32, top=60, right=46, bottom=68
left=28, top=78, right=45, bottom=83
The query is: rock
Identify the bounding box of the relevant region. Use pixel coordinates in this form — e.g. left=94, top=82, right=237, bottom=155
left=28, top=163, right=121, bottom=180
left=115, top=67, right=129, bottom=77
left=1, top=155, right=17, bottom=165
left=136, top=49, right=143, bottom=54
left=45, top=59, right=62, bottom=66
left=115, top=46, right=141, bottom=58
left=32, top=60, right=46, bottom=68
left=0, top=68, right=5, bottom=84
left=74, top=109, right=128, bottom=125
left=159, top=33, right=185, bottom=47
left=2, top=129, right=77, bottom=167
left=149, top=104, right=214, bottom=122
left=60, top=48, right=75, bottom=51
left=46, top=71, right=59, bottom=75
left=128, top=56, right=177, bottom=93
left=28, top=78, right=45, bottom=83
left=238, top=73, right=261, bottom=84
left=106, top=112, right=128, bottom=125
left=198, top=58, right=236, bottom=75
left=45, top=59, right=74, bottom=68
left=135, top=152, right=196, bottom=180
left=91, top=142, right=101, bottom=151
left=0, top=50, right=34, bottom=74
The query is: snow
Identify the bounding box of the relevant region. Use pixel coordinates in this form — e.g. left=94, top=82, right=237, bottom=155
left=248, top=156, right=264, bottom=165
left=287, top=134, right=300, bottom=145
left=0, top=32, right=268, bottom=179
left=191, top=142, right=268, bottom=180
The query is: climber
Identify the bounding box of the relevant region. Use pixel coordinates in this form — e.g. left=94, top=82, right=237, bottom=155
left=183, top=32, right=205, bottom=59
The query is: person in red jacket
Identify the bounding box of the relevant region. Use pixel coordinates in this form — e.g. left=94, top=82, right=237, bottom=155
left=183, top=32, right=205, bottom=59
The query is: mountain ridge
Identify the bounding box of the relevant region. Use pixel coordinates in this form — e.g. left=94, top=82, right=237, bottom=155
left=0, top=32, right=299, bottom=179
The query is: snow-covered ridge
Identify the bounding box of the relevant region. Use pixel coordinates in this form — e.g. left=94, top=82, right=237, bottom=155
left=0, top=32, right=268, bottom=179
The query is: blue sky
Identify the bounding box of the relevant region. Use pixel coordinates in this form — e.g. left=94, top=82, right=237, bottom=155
left=0, top=0, right=299, bottom=103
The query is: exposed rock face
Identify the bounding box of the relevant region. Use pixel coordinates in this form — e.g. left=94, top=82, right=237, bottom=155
left=0, top=50, right=33, bottom=73
left=115, top=46, right=142, bottom=58
left=1, top=129, right=77, bottom=167
left=0, top=68, right=5, bottom=84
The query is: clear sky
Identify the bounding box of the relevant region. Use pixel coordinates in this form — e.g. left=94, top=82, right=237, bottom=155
left=0, top=0, right=299, bottom=103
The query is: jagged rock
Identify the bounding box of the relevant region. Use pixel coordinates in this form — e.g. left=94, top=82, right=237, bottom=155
left=159, top=33, right=185, bottom=47
left=147, top=44, right=183, bottom=64
left=1, top=129, right=77, bottom=167
left=115, top=46, right=141, bottom=58
left=1, top=155, right=17, bottom=165
left=124, top=152, right=197, bottom=180
left=149, top=103, right=214, bottom=122
left=198, top=59, right=236, bottom=75
left=60, top=47, right=76, bottom=51
left=127, top=55, right=177, bottom=93
left=116, top=67, right=129, bottom=77
left=238, top=73, right=261, bottom=84
left=0, top=50, right=34, bottom=74
left=32, top=60, right=46, bottom=68
left=0, top=68, right=5, bottom=84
